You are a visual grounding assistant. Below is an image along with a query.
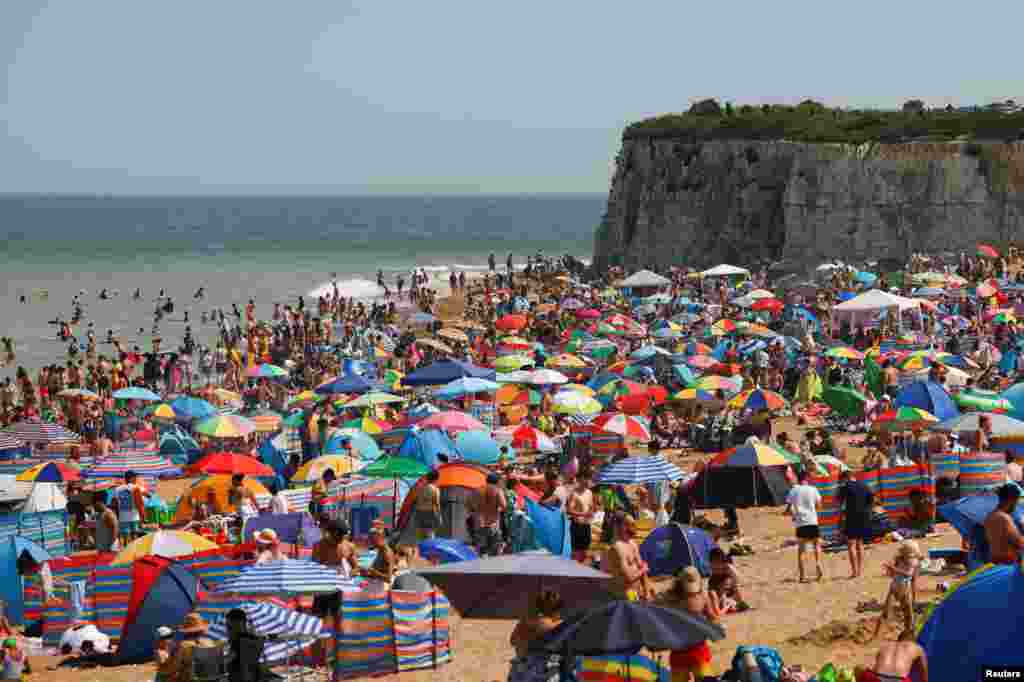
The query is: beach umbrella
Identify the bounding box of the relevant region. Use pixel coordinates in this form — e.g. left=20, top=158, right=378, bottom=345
left=207, top=602, right=328, bottom=663
left=751, top=298, right=783, bottom=313
left=595, top=455, right=683, bottom=484
left=194, top=414, right=257, bottom=438
left=419, top=410, right=487, bottom=433
left=417, top=554, right=616, bottom=619
left=871, top=407, right=938, bottom=432
left=145, top=403, right=177, bottom=420
left=670, top=388, right=716, bottom=402
left=245, top=364, right=288, bottom=379
left=526, top=369, right=569, bottom=386
left=824, top=346, right=864, bottom=361
left=454, top=431, right=507, bottom=465
left=533, top=600, right=725, bottom=656
left=292, top=455, right=362, bottom=482
left=315, top=374, right=373, bottom=395
left=545, top=354, right=587, bottom=370
left=57, top=388, right=99, bottom=401
left=16, top=461, right=80, bottom=483
left=217, top=559, right=358, bottom=595
left=84, top=449, right=181, bottom=480
left=418, top=539, right=478, bottom=565
left=495, top=314, right=528, bottom=332
left=727, top=388, right=788, bottom=412
left=361, top=456, right=431, bottom=479
left=112, top=530, right=219, bottom=564
left=894, top=381, right=959, bottom=421
left=170, top=396, right=216, bottom=421
left=933, top=412, right=1024, bottom=438
left=592, top=414, right=652, bottom=442
left=630, top=345, right=671, bottom=362
left=190, top=452, right=274, bottom=477
left=3, top=420, right=80, bottom=445
left=495, top=385, right=542, bottom=406
left=343, top=391, right=406, bottom=408
left=710, top=320, right=737, bottom=336
left=560, top=383, right=595, bottom=396
left=339, top=415, right=390, bottom=434
left=551, top=392, right=602, bottom=416
left=322, top=428, right=381, bottom=460
left=495, top=369, right=534, bottom=384
left=502, top=424, right=558, bottom=453
left=708, top=441, right=796, bottom=467
left=822, top=385, right=868, bottom=418
left=0, top=434, right=25, bottom=452
left=693, top=375, right=740, bottom=393
left=402, top=360, right=496, bottom=386
left=954, top=389, right=1011, bottom=413
left=433, top=378, right=499, bottom=401
left=977, top=243, right=999, bottom=258
left=494, top=355, right=534, bottom=372
left=113, top=387, right=162, bottom=402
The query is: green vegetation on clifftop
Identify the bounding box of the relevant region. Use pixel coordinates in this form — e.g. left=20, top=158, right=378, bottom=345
left=625, top=100, right=1024, bottom=144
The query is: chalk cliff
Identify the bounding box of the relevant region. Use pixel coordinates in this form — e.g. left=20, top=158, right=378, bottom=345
left=593, top=138, right=1024, bottom=272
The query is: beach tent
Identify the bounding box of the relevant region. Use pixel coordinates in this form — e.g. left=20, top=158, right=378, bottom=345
left=916, top=563, right=1024, bottom=682
left=401, top=360, right=496, bottom=387
left=21, top=482, right=67, bottom=513
left=118, top=561, right=201, bottom=663
left=688, top=464, right=791, bottom=509
left=323, top=429, right=381, bottom=461
left=0, top=536, right=50, bottom=624
left=639, top=523, right=718, bottom=578
left=396, top=463, right=489, bottom=545
left=159, top=427, right=201, bottom=466
left=524, top=497, right=571, bottom=557
left=895, top=381, right=959, bottom=422
left=937, top=494, right=1024, bottom=571
left=701, top=264, right=750, bottom=277
left=454, top=431, right=503, bottom=466
left=831, top=289, right=920, bottom=328
left=616, top=270, right=671, bottom=288
left=397, top=428, right=463, bottom=469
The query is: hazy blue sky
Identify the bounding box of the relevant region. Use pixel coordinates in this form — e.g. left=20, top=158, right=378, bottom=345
left=2, top=1, right=1022, bottom=194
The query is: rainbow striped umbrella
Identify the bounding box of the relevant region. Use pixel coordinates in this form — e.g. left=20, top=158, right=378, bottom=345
left=113, top=530, right=218, bottom=564
left=17, top=461, right=81, bottom=482
left=670, top=388, right=716, bottom=402
left=84, top=449, right=181, bottom=479
left=709, top=441, right=797, bottom=467
left=194, top=414, right=257, bottom=438
left=693, top=375, right=741, bottom=393
left=711, top=320, right=738, bottom=336
left=872, top=407, right=938, bottom=432
left=825, top=346, right=864, bottom=361
left=727, top=388, right=788, bottom=412
left=546, top=353, right=588, bottom=370
left=3, top=420, right=80, bottom=445
left=246, top=364, right=289, bottom=379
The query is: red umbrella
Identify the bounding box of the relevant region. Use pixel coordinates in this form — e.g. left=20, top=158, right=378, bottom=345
left=977, top=243, right=999, bottom=259
left=190, top=452, right=274, bottom=477
left=576, top=309, right=601, bottom=320
left=751, top=298, right=783, bottom=313
left=495, top=314, right=528, bottom=332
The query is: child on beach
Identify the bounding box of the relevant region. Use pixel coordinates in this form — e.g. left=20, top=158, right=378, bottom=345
left=668, top=567, right=720, bottom=682
left=872, top=540, right=922, bottom=639
left=707, top=547, right=749, bottom=613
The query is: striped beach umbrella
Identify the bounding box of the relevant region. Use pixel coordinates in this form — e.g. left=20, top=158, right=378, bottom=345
left=3, top=420, right=80, bottom=445
left=112, top=530, right=219, bottom=564
left=693, top=375, right=741, bottom=393
left=84, top=449, right=181, bottom=479
left=113, top=387, right=162, bottom=402
left=246, top=364, right=289, bottom=379
left=16, top=461, right=80, bottom=482
left=595, top=455, right=684, bottom=484
left=343, top=391, right=406, bottom=408
left=825, top=346, right=864, bottom=361
left=551, top=391, right=602, bottom=416
left=593, top=413, right=652, bottom=441
left=872, top=407, right=938, bottom=432
left=708, top=441, right=797, bottom=467
left=670, top=388, right=716, bottom=402
left=728, top=388, right=788, bottom=412
left=57, top=388, right=100, bottom=401
left=194, top=414, right=257, bottom=438
left=207, top=602, right=329, bottom=663
left=216, top=559, right=360, bottom=595
left=0, top=434, right=25, bottom=451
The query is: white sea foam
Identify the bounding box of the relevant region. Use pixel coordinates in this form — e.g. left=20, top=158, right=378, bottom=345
left=307, top=279, right=385, bottom=300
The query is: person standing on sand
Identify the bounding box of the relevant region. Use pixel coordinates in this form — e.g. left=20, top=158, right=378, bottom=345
left=566, top=473, right=594, bottom=564
left=984, top=483, right=1024, bottom=564
left=666, top=566, right=720, bottom=682
left=786, top=469, right=823, bottom=582
left=602, top=512, right=651, bottom=601
left=858, top=630, right=927, bottom=682
left=838, top=469, right=873, bottom=578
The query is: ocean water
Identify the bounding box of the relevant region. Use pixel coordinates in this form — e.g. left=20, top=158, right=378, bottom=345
left=0, top=194, right=602, bottom=375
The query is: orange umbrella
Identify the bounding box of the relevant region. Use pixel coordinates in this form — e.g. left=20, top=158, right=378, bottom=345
left=495, top=314, right=528, bottom=332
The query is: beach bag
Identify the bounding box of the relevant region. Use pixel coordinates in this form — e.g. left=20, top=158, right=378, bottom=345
left=730, top=646, right=784, bottom=682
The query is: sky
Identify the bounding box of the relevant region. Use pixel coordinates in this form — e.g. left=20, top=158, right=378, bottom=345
left=2, top=0, right=1022, bottom=195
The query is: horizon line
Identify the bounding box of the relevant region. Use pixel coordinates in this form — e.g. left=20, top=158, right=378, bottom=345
left=0, top=191, right=607, bottom=200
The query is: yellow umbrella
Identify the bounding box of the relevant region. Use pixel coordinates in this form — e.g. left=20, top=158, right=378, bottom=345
left=545, top=353, right=587, bottom=369
left=112, top=530, right=219, bottom=564
left=292, top=455, right=362, bottom=482
left=149, top=403, right=177, bottom=420
left=560, top=383, right=596, bottom=396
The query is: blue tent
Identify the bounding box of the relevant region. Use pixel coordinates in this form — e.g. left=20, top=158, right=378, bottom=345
left=159, top=427, right=201, bottom=466
left=418, top=538, right=478, bottom=564
left=917, top=564, right=1024, bottom=682
left=170, top=396, right=216, bottom=422
left=1000, top=383, right=1024, bottom=420
left=118, top=562, right=200, bottom=663
left=323, top=430, right=382, bottom=460
left=454, top=431, right=507, bottom=466
left=401, top=360, right=496, bottom=387
left=398, top=429, right=462, bottom=469
left=894, top=381, right=959, bottom=421
left=639, top=523, right=718, bottom=578
left=525, top=497, right=571, bottom=557
left=0, top=536, right=50, bottom=624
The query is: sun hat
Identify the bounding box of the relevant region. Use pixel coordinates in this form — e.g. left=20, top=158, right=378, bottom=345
left=156, top=626, right=174, bottom=640
left=179, top=612, right=209, bottom=635
left=255, top=528, right=279, bottom=545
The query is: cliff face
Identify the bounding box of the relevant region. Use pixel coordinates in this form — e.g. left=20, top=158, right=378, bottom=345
left=593, top=139, right=1024, bottom=272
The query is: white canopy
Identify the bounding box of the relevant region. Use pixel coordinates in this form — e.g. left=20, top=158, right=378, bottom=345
left=702, top=264, right=750, bottom=277
left=832, top=289, right=920, bottom=313
left=617, top=270, right=671, bottom=288
left=22, top=482, right=67, bottom=513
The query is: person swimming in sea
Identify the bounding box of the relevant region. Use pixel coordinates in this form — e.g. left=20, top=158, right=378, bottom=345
left=133, top=288, right=142, bottom=301
left=106, top=330, right=115, bottom=344
left=99, top=289, right=109, bottom=300
left=194, top=287, right=205, bottom=300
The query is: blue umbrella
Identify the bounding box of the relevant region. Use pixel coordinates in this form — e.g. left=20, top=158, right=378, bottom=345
left=315, top=374, right=373, bottom=395
left=894, top=381, right=959, bottom=421
left=169, top=397, right=216, bottom=421
left=630, top=345, right=670, bottom=361
left=433, top=377, right=500, bottom=400
left=323, top=429, right=382, bottom=460
left=418, top=538, right=478, bottom=564
left=454, top=430, right=508, bottom=465
left=595, top=455, right=684, bottom=484
left=854, top=271, right=877, bottom=285
left=402, top=360, right=496, bottom=387
left=113, top=387, right=162, bottom=402
left=206, top=602, right=329, bottom=663
left=216, top=560, right=360, bottom=595
left=534, top=600, right=725, bottom=656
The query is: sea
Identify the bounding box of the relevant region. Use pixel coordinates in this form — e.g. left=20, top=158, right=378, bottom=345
left=0, top=194, right=603, bottom=376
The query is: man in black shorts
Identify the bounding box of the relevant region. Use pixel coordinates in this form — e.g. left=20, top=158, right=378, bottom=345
left=567, top=474, right=595, bottom=563
left=786, top=469, right=823, bottom=582
left=839, top=469, right=874, bottom=578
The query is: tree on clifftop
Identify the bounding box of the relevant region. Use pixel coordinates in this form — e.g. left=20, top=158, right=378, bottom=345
left=689, top=98, right=722, bottom=116
left=903, top=99, right=926, bottom=113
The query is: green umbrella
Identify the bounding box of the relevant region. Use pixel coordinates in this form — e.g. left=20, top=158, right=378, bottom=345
left=361, top=456, right=430, bottom=479
left=953, top=389, right=1011, bottom=413
left=282, top=411, right=305, bottom=428
left=822, top=385, right=867, bottom=418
